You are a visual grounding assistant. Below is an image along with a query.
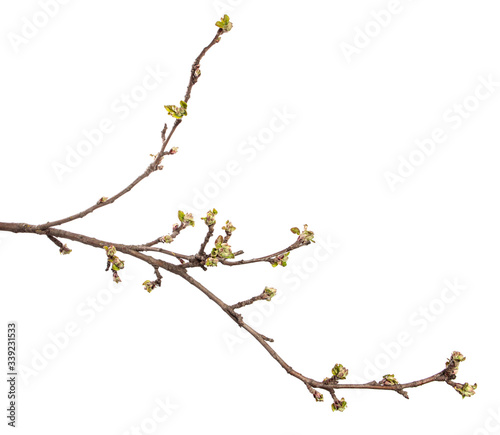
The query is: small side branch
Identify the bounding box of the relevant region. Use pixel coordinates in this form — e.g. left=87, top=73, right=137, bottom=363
left=143, top=266, right=163, bottom=293
left=198, top=224, right=215, bottom=256
left=231, top=293, right=267, bottom=310
left=46, top=235, right=71, bottom=255
left=129, top=245, right=191, bottom=261
left=220, top=241, right=307, bottom=267
left=141, top=211, right=195, bottom=248
left=32, top=27, right=225, bottom=233
left=260, top=334, right=274, bottom=343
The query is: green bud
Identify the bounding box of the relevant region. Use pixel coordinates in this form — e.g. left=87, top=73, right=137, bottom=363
left=111, top=256, right=125, bottom=270
left=222, top=220, right=236, bottom=234
left=206, top=257, right=219, bottom=267
left=331, top=364, right=348, bottom=380
left=176, top=211, right=195, bottom=227
left=164, top=105, right=181, bottom=119
left=218, top=243, right=234, bottom=259
left=313, top=391, right=324, bottom=402
left=215, top=14, right=233, bottom=32
left=202, top=209, right=218, bottom=226
left=290, top=227, right=300, bottom=235
left=59, top=244, right=72, bottom=255
left=143, top=280, right=154, bottom=293
left=381, top=374, right=399, bottom=385
left=331, top=398, right=347, bottom=412
left=164, top=101, right=188, bottom=119
left=271, top=252, right=289, bottom=267
left=104, top=245, right=117, bottom=257
left=162, top=235, right=173, bottom=244
left=446, top=351, right=466, bottom=376
left=184, top=213, right=195, bottom=227
left=298, top=224, right=315, bottom=243
left=454, top=382, right=477, bottom=399
left=112, top=270, right=121, bottom=284
left=97, top=196, right=108, bottom=204
left=449, top=351, right=466, bottom=363
left=263, top=286, right=277, bottom=301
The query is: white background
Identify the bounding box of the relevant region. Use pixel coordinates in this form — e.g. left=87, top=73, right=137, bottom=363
left=1, top=1, right=499, bottom=434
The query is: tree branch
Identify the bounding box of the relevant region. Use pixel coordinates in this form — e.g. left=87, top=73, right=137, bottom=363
left=219, top=240, right=306, bottom=267
left=0, top=15, right=476, bottom=414
left=32, top=27, right=225, bottom=233
left=0, top=218, right=473, bottom=408
left=198, top=224, right=215, bottom=256
left=128, top=245, right=192, bottom=261
left=230, top=293, right=267, bottom=309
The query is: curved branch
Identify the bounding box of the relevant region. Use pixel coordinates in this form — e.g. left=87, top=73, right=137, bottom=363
left=219, top=240, right=308, bottom=266
left=128, top=245, right=192, bottom=261
left=183, top=28, right=224, bottom=104
left=176, top=269, right=472, bottom=405
left=32, top=28, right=225, bottom=233
left=34, top=123, right=180, bottom=231
left=0, top=221, right=184, bottom=277
left=198, top=224, right=215, bottom=256
left=0, top=219, right=469, bottom=404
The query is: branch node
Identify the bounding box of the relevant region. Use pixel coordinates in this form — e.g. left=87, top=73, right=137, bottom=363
left=47, top=234, right=72, bottom=255
left=161, top=123, right=168, bottom=142
left=260, top=334, right=274, bottom=343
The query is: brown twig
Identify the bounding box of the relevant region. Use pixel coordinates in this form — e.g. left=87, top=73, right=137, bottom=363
left=198, top=224, right=215, bottom=256
left=32, top=27, right=224, bottom=233
left=231, top=292, right=267, bottom=309
left=219, top=241, right=305, bottom=266
left=142, top=219, right=191, bottom=248
left=183, top=28, right=223, bottom=104
left=129, top=245, right=192, bottom=261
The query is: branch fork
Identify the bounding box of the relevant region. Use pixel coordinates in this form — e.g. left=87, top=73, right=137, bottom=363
left=0, top=15, right=476, bottom=414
